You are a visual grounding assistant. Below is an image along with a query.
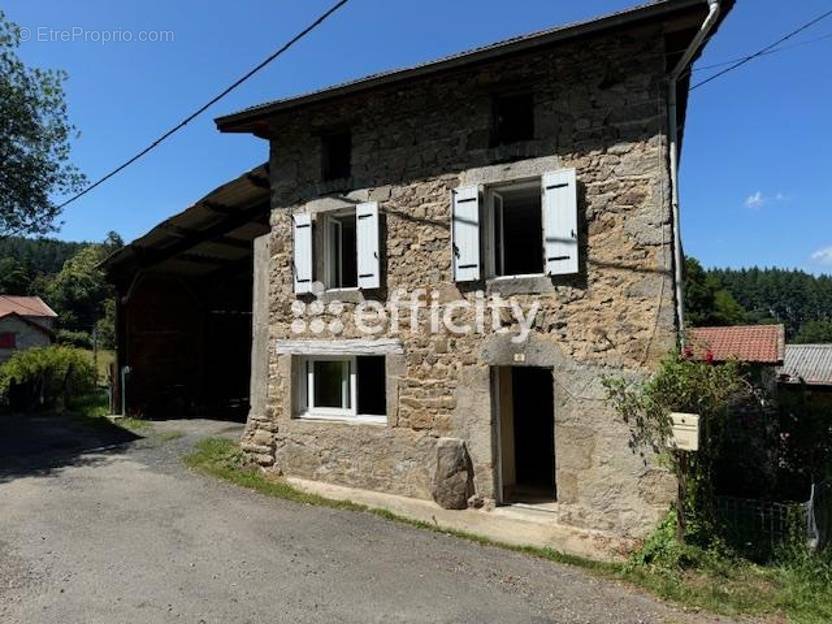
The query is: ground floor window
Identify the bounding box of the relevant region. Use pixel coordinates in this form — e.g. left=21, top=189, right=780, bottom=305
left=297, top=355, right=386, bottom=423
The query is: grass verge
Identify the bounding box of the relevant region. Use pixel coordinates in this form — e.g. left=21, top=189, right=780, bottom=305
left=184, top=437, right=832, bottom=623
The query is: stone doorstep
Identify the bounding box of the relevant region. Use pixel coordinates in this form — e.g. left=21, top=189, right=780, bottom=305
left=285, top=477, right=636, bottom=562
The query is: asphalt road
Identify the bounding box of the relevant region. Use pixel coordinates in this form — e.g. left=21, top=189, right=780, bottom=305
left=0, top=416, right=736, bottom=624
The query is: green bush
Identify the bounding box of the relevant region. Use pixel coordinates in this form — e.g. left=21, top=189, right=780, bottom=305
left=0, top=345, right=97, bottom=412
left=55, top=329, right=93, bottom=349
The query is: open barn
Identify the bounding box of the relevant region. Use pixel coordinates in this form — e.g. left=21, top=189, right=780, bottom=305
left=102, top=164, right=270, bottom=420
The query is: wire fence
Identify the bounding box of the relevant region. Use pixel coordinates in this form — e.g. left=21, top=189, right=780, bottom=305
left=716, top=481, right=832, bottom=559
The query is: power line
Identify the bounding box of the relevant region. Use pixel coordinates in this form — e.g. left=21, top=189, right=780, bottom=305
left=56, top=0, right=351, bottom=211
left=693, top=31, right=832, bottom=71
left=691, top=8, right=832, bottom=90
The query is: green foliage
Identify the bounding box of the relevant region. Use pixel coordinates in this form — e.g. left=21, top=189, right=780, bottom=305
left=604, top=355, right=756, bottom=540
left=0, top=11, right=85, bottom=236
left=708, top=264, right=832, bottom=339
left=55, top=328, right=92, bottom=349
left=0, top=345, right=96, bottom=411
left=684, top=257, right=749, bottom=327
left=794, top=319, right=832, bottom=344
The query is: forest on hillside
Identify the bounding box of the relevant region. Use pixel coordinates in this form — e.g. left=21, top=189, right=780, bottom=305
left=0, top=234, right=122, bottom=349
left=685, top=257, right=832, bottom=342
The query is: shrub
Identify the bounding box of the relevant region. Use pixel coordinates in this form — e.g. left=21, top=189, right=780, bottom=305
left=55, top=329, right=93, bottom=349
left=603, top=354, right=761, bottom=544
left=0, top=345, right=97, bottom=412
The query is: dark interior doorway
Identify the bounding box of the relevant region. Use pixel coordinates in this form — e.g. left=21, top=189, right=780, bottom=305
left=497, top=366, right=555, bottom=503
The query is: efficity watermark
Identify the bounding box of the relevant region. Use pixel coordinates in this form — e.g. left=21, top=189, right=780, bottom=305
left=19, top=26, right=175, bottom=44
left=291, top=283, right=541, bottom=344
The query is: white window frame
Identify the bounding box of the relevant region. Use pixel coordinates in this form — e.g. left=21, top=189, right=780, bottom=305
left=483, top=178, right=546, bottom=280
left=296, top=355, right=386, bottom=424
left=321, top=209, right=359, bottom=292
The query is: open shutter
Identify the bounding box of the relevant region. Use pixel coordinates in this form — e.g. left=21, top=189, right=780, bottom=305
left=451, top=185, right=480, bottom=282
left=293, top=213, right=313, bottom=294
left=356, top=201, right=380, bottom=289
left=543, top=169, right=579, bottom=275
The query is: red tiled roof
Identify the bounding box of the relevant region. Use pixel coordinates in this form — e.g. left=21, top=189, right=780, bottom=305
left=687, top=325, right=785, bottom=364
left=0, top=296, right=58, bottom=319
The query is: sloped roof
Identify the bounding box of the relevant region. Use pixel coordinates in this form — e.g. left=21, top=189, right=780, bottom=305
left=778, top=344, right=832, bottom=386
left=216, top=0, right=733, bottom=133
left=0, top=296, right=57, bottom=319
left=688, top=325, right=785, bottom=364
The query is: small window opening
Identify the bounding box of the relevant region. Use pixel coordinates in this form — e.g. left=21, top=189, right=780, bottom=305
left=491, top=183, right=543, bottom=276
left=326, top=212, right=358, bottom=288
left=492, top=92, right=535, bottom=146
left=0, top=332, right=16, bottom=349
left=322, top=130, right=352, bottom=181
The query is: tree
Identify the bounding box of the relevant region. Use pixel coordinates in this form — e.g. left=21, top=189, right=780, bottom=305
left=0, top=11, right=85, bottom=237
left=794, top=319, right=832, bottom=344
left=684, top=257, right=748, bottom=327
left=0, top=256, right=31, bottom=293
left=45, top=233, right=122, bottom=339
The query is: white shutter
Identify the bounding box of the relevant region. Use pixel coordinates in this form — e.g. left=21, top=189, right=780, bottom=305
left=356, top=201, right=380, bottom=289
left=543, top=169, right=579, bottom=275
left=451, top=185, right=480, bottom=282
left=293, top=213, right=313, bottom=294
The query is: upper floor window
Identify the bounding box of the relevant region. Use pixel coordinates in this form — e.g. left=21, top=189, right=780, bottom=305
left=292, top=202, right=381, bottom=294
left=451, top=169, right=579, bottom=282
left=488, top=181, right=544, bottom=277
left=324, top=211, right=358, bottom=289
left=321, top=129, right=352, bottom=181
left=0, top=332, right=16, bottom=349
left=492, top=92, right=535, bottom=146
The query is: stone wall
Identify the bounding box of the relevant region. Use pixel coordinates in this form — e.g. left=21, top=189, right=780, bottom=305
left=0, top=316, right=52, bottom=364
left=242, top=22, right=678, bottom=538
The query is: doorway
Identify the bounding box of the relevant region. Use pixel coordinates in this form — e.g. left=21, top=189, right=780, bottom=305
left=495, top=366, right=556, bottom=504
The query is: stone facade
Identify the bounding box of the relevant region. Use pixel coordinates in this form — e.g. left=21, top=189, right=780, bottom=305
left=241, top=21, right=681, bottom=539
left=0, top=315, right=53, bottom=364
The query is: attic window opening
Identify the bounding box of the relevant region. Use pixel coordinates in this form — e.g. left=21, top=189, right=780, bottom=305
left=492, top=92, right=535, bottom=146
left=322, top=130, right=352, bottom=181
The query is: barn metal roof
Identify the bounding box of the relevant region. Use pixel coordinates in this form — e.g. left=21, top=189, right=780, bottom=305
left=101, top=163, right=271, bottom=279
left=778, top=344, right=832, bottom=386
left=216, top=0, right=730, bottom=133
left=0, top=295, right=57, bottom=319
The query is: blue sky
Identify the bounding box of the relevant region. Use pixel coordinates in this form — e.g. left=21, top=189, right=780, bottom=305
left=6, top=0, right=832, bottom=273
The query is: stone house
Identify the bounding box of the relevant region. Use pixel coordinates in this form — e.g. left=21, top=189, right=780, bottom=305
left=212, top=0, right=734, bottom=541
left=0, top=296, right=57, bottom=364
left=105, top=0, right=734, bottom=546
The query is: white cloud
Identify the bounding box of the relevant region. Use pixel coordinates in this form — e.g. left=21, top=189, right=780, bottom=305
left=743, top=191, right=787, bottom=209
left=744, top=191, right=765, bottom=208
left=811, top=247, right=832, bottom=265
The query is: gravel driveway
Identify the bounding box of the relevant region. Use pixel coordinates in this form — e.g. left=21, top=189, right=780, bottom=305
left=0, top=416, right=738, bottom=624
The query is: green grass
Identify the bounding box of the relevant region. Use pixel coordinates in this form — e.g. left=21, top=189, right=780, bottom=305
left=184, top=436, right=832, bottom=623
left=79, top=349, right=115, bottom=384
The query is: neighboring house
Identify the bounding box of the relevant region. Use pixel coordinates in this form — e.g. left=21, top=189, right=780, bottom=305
left=687, top=324, right=785, bottom=391
left=0, top=296, right=58, bottom=364
left=215, top=0, right=733, bottom=540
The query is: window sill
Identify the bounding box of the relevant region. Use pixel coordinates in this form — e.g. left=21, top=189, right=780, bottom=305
left=296, top=412, right=387, bottom=426
left=486, top=274, right=554, bottom=296
left=317, top=288, right=363, bottom=304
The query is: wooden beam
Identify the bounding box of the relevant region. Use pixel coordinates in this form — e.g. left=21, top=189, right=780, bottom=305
left=136, top=201, right=269, bottom=270
left=176, top=253, right=229, bottom=266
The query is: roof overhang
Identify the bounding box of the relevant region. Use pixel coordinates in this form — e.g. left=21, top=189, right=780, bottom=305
left=216, top=0, right=732, bottom=135
left=101, top=163, right=271, bottom=282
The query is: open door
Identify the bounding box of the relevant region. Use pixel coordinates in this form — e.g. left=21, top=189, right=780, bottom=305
left=495, top=366, right=556, bottom=504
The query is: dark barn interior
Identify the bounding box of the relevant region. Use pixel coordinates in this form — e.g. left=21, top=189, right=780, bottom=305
left=103, top=164, right=270, bottom=421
